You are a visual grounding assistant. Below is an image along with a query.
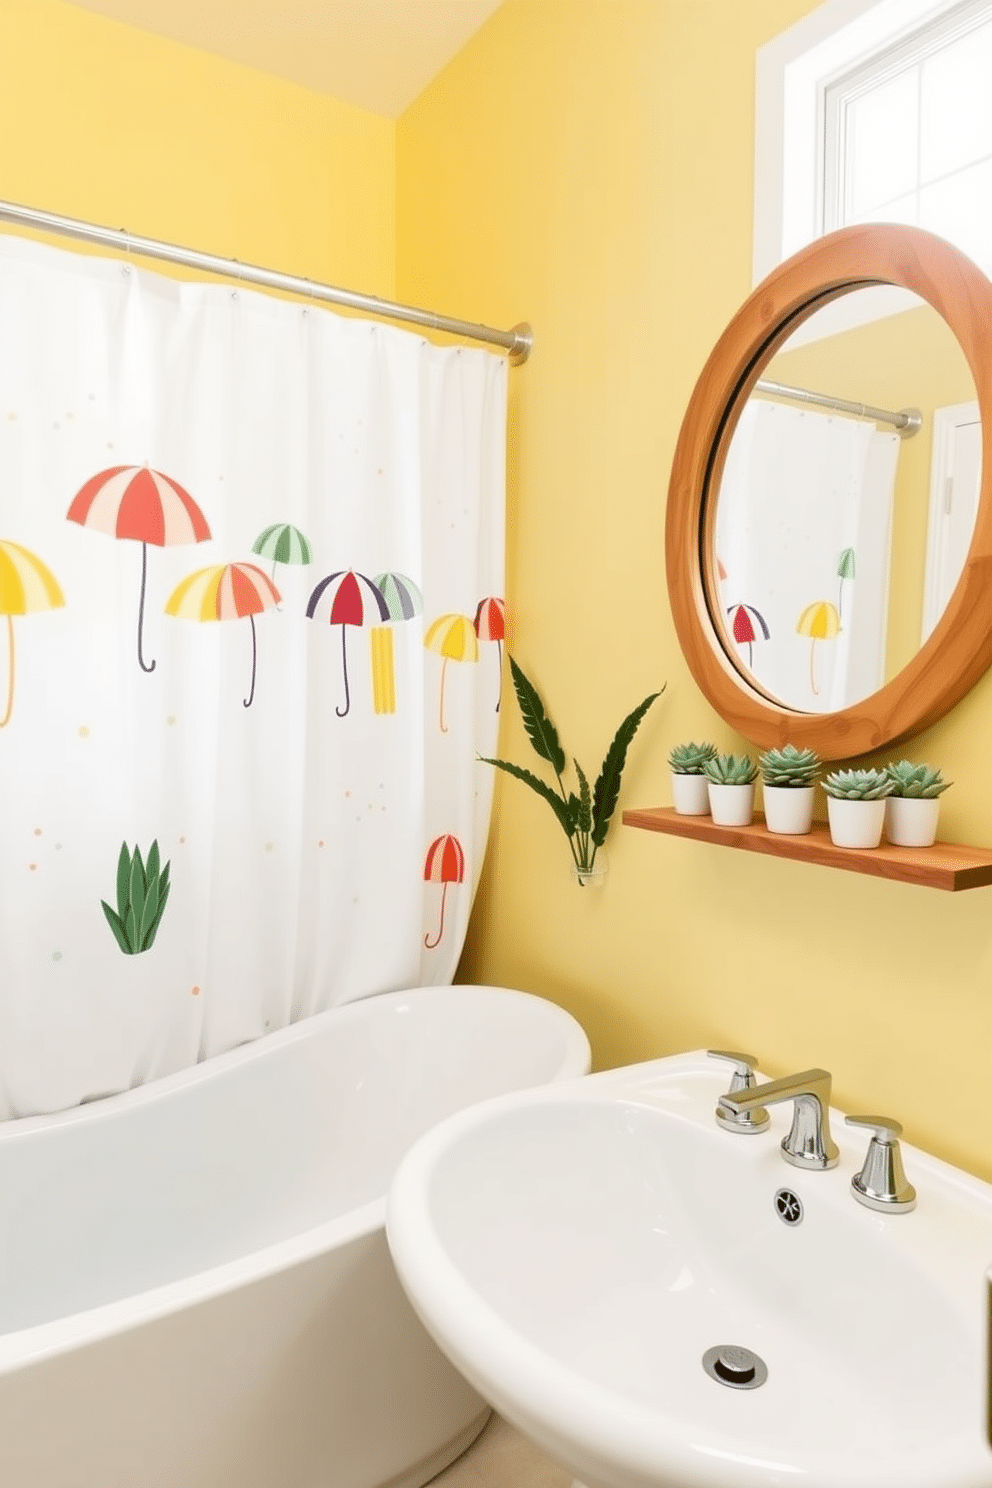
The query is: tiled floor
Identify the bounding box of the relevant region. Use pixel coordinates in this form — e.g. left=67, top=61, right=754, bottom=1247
left=430, top=1413, right=574, bottom=1487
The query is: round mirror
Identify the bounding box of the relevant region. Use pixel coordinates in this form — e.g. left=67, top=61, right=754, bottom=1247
left=666, top=225, right=992, bottom=759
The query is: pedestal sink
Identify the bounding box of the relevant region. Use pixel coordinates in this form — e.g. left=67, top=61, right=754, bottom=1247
left=386, top=1050, right=992, bottom=1488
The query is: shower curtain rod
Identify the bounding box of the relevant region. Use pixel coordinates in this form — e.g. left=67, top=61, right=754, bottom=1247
left=755, top=377, right=921, bottom=437
left=0, top=198, right=533, bottom=365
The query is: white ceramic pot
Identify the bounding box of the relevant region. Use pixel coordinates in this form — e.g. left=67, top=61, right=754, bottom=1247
left=707, top=781, right=755, bottom=827
left=670, top=772, right=710, bottom=816
left=762, top=784, right=815, bottom=835
left=826, top=796, right=886, bottom=849
left=885, top=796, right=941, bottom=848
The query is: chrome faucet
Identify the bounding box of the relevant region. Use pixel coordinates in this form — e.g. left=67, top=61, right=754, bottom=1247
left=718, top=1068, right=840, bottom=1170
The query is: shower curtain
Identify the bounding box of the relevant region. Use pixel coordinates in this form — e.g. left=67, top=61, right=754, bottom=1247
left=0, top=234, right=507, bottom=1120
left=716, top=399, right=900, bottom=711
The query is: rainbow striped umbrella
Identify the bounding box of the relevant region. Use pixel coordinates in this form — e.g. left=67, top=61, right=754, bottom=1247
left=474, top=595, right=506, bottom=711
left=67, top=464, right=211, bottom=674
left=306, top=569, right=389, bottom=717
left=251, top=523, right=313, bottom=587
left=423, top=833, right=465, bottom=950
left=0, top=540, right=65, bottom=727
left=796, top=600, right=841, bottom=697
left=165, top=561, right=280, bottom=708
left=424, top=613, right=479, bottom=734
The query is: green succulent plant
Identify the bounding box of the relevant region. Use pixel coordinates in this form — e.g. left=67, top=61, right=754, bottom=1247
left=758, top=744, right=821, bottom=789
left=101, top=840, right=171, bottom=955
left=883, top=760, right=952, bottom=798
left=480, top=656, right=664, bottom=881
left=668, top=740, right=718, bottom=775
left=822, top=767, right=894, bottom=801
left=703, top=752, right=759, bottom=786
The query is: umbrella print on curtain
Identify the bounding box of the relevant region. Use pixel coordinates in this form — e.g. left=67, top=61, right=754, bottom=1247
left=67, top=464, right=211, bottom=673
left=0, top=540, right=65, bottom=727
left=424, top=613, right=479, bottom=733
left=371, top=572, right=424, bottom=716
left=306, top=569, right=389, bottom=718
left=796, top=600, right=841, bottom=697
left=251, top=522, right=313, bottom=591
left=726, top=602, right=770, bottom=669
left=423, top=833, right=465, bottom=950
left=836, top=547, right=856, bottom=622
left=165, top=562, right=280, bottom=708
left=474, top=596, right=506, bottom=711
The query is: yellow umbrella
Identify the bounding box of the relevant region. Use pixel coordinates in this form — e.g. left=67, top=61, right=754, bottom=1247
left=0, top=540, right=65, bottom=727
left=424, top=612, right=479, bottom=733
left=165, top=561, right=280, bottom=708
left=796, top=600, right=841, bottom=697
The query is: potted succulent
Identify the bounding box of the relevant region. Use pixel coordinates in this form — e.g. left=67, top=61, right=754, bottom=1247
left=668, top=741, right=717, bottom=816
left=822, top=767, right=894, bottom=849
left=702, top=752, right=759, bottom=826
left=883, top=761, right=952, bottom=848
left=758, top=744, right=821, bottom=835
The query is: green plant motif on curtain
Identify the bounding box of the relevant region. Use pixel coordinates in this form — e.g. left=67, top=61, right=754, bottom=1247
left=101, top=841, right=172, bottom=955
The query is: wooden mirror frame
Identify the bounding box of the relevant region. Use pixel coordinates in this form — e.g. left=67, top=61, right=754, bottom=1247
left=666, top=224, right=992, bottom=760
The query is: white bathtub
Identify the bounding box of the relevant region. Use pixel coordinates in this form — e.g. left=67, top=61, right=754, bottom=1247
left=0, top=984, right=590, bottom=1488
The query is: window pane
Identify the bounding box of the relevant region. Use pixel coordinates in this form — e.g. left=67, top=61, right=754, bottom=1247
left=919, top=156, right=992, bottom=272
left=844, top=68, right=918, bottom=219
left=920, top=20, right=992, bottom=180
left=848, top=191, right=919, bottom=228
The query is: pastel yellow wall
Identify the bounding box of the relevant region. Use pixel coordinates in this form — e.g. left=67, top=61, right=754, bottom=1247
left=0, top=0, right=394, bottom=294
left=398, top=0, right=992, bottom=1182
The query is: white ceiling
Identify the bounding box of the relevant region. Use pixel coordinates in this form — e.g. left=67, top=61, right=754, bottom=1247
left=69, top=0, right=507, bottom=117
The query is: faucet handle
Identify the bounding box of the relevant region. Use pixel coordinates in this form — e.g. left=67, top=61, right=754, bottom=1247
left=707, top=1050, right=759, bottom=1087
left=845, top=1115, right=917, bottom=1213
left=707, top=1050, right=769, bottom=1133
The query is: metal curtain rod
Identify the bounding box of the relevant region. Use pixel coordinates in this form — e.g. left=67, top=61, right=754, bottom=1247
left=755, top=377, right=922, bottom=438
left=0, top=198, right=533, bottom=365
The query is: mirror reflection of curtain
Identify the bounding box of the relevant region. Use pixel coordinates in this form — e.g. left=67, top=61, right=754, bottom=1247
left=716, top=400, right=900, bottom=712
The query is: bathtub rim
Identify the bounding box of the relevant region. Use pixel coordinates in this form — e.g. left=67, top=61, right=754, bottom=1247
left=0, top=983, right=590, bottom=1139
left=0, top=983, right=590, bottom=1375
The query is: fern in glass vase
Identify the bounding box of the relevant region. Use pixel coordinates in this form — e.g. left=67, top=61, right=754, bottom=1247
left=480, top=656, right=664, bottom=883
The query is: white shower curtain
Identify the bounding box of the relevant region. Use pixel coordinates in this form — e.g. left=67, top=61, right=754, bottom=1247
left=717, top=399, right=900, bottom=711
left=0, top=235, right=506, bottom=1120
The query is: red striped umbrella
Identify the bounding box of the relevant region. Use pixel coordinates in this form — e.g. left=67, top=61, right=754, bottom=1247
left=423, top=833, right=465, bottom=950
left=726, top=602, right=770, bottom=668
left=473, top=595, right=506, bottom=712
left=165, top=562, right=280, bottom=708
left=306, top=570, right=389, bottom=717
left=67, top=464, right=211, bottom=674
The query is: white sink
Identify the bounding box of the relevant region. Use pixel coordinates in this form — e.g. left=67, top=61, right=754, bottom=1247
left=386, top=1051, right=992, bottom=1488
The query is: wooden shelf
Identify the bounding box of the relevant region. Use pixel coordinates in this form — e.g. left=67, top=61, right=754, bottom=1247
left=622, top=807, right=992, bottom=891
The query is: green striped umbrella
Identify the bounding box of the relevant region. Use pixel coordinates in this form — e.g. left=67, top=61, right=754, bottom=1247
left=251, top=523, right=313, bottom=586
left=374, top=571, right=423, bottom=621
left=836, top=547, right=856, bottom=621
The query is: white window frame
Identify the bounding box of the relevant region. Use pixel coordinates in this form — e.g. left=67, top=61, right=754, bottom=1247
left=753, top=0, right=969, bottom=287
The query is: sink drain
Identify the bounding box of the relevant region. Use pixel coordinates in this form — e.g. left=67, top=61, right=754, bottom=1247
left=774, top=1188, right=803, bottom=1226
left=702, top=1345, right=768, bottom=1390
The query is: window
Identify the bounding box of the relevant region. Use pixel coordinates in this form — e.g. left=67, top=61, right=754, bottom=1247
left=754, top=0, right=992, bottom=283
